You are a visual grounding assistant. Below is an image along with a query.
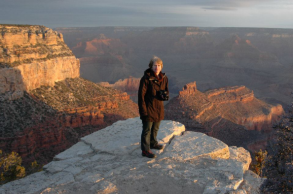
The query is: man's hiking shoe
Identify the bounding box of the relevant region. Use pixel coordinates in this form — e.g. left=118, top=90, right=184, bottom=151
left=150, top=144, right=163, bottom=150
left=142, top=150, right=156, bottom=158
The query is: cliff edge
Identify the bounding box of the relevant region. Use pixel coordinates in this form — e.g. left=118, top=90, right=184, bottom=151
left=0, top=25, right=80, bottom=100
left=0, top=118, right=264, bottom=194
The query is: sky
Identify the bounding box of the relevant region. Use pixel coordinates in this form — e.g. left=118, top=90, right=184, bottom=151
left=0, top=0, right=293, bottom=29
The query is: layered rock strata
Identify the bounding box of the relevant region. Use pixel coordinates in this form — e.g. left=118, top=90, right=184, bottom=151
left=168, top=81, right=283, bottom=130
left=0, top=25, right=80, bottom=100
left=99, top=77, right=140, bottom=102
left=166, top=82, right=283, bottom=150
left=0, top=118, right=264, bottom=194
left=99, top=77, right=140, bottom=92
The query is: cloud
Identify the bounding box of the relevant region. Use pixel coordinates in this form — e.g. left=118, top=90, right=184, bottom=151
left=166, top=0, right=279, bottom=9
left=0, top=0, right=285, bottom=13
left=203, top=6, right=237, bottom=11
left=0, top=0, right=292, bottom=28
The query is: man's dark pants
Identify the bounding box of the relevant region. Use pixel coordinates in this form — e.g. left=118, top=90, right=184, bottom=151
left=141, top=120, right=161, bottom=151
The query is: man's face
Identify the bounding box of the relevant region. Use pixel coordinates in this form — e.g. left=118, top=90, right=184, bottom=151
left=152, top=62, right=162, bottom=75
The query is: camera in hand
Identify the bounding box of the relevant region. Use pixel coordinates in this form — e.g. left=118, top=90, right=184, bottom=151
left=157, top=90, right=169, bottom=101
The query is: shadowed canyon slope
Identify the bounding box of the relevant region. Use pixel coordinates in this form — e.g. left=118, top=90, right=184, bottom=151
left=165, top=82, right=283, bottom=152
left=56, top=27, right=293, bottom=106
left=0, top=25, right=138, bottom=165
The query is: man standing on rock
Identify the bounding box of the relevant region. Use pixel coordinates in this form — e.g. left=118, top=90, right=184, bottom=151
left=138, top=56, right=169, bottom=158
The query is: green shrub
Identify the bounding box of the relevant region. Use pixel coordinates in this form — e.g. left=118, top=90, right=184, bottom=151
left=251, top=149, right=267, bottom=177
left=0, top=150, right=26, bottom=184
left=29, top=160, right=42, bottom=173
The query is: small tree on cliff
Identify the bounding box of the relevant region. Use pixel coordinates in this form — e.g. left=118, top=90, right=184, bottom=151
left=251, top=149, right=267, bottom=177
left=0, top=150, right=26, bottom=184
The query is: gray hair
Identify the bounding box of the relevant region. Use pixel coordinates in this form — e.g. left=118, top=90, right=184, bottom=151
left=148, top=56, right=163, bottom=69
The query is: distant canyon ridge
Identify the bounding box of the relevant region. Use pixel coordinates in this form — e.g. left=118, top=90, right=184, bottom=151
left=55, top=26, right=291, bottom=152
left=56, top=27, right=293, bottom=107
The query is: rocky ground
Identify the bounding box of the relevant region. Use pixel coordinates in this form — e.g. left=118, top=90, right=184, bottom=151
left=0, top=118, right=264, bottom=194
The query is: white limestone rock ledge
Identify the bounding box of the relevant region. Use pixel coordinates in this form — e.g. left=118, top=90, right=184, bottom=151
left=0, top=117, right=264, bottom=194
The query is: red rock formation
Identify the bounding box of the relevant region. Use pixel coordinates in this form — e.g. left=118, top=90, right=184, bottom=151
left=0, top=25, right=80, bottom=100
left=100, top=77, right=140, bottom=92
left=99, top=77, right=140, bottom=102
left=179, top=82, right=197, bottom=96
left=71, top=35, right=127, bottom=57
left=165, top=81, right=284, bottom=150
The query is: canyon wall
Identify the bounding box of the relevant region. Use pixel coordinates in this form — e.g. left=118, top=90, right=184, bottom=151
left=170, top=81, right=283, bottom=129
left=99, top=77, right=140, bottom=102
left=0, top=25, right=80, bottom=100
left=0, top=68, right=24, bottom=100
left=0, top=25, right=138, bottom=166
left=165, top=81, right=284, bottom=150
left=100, top=77, right=140, bottom=92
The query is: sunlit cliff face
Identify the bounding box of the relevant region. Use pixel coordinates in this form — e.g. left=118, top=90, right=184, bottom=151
left=164, top=82, right=284, bottom=152
left=0, top=25, right=80, bottom=100
left=152, top=62, right=162, bottom=76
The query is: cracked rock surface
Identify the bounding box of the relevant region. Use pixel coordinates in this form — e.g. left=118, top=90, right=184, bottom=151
left=0, top=117, right=264, bottom=194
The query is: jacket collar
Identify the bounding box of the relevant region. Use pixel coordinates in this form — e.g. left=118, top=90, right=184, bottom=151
left=144, top=68, right=165, bottom=81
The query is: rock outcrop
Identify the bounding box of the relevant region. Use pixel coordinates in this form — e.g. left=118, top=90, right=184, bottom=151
left=166, top=82, right=283, bottom=151
left=0, top=118, right=264, bottom=194
left=99, top=77, right=140, bottom=102
left=0, top=25, right=80, bottom=100
left=168, top=82, right=283, bottom=130
left=99, top=77, right=140, bottom=92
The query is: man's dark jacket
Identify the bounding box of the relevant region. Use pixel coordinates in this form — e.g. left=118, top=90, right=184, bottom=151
left=138, top=68, right=169, bottom=122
